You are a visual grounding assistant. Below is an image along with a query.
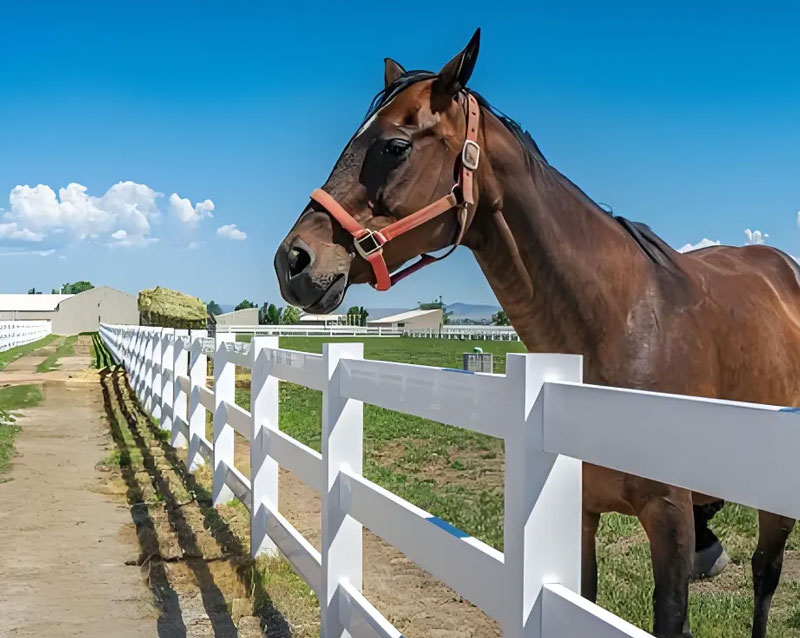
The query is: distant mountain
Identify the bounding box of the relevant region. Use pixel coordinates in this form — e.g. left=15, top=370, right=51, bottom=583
left=446, top=302, right=501, bottom=322
left=364, top=307, right=410, bottom=321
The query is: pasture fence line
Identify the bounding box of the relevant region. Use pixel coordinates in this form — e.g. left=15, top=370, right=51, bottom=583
left=216, top=324, right=403, bottom=337
left=0, top=320, right=51, bottom=352
left=407, top=325, right=520, bottom=340
left=98, top=323, right=800, bottom=637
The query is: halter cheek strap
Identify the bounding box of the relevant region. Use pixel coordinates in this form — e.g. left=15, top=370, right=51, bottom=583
left=309, top=92, right=481, bottom=292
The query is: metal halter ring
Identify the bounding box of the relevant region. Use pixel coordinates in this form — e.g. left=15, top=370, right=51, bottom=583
left=462, top=139, right=481, bottom=171
left=354, top=230, right=384, bottom=259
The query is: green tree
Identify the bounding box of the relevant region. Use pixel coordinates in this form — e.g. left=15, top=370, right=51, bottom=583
left=266, top=304, right=283, bottom=325
left=61, top=281, right=94, bottom=294
left=206, top=300, right=223, bottom=316
left=346, top=306, right=369, bottom=326
left=492, top=309, right=510, bottom=326
left=282, top=306, right=301, bottom=324
left=258, top=302, right=283, bottom=325
left=235, top=299, right=256, bottom=311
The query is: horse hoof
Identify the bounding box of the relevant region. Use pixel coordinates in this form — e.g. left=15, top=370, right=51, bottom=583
left=692, top=541, right=730, bottom=579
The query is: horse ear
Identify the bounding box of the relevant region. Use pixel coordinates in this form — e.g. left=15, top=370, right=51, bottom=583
left=434, top=28, right=481, bottom=98
left=384, top=58, right=406, bottom=87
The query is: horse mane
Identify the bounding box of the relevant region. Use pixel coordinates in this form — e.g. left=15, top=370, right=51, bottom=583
left=364, top=71, right=684, bottom=276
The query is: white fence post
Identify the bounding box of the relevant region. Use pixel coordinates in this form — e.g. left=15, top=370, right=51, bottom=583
left=187, top=329, right=208, bottom=470
left=161, top=329, right=174, bottom=433
left=320, top=342, right=364, bottom=638
left=172, top=329, right=189, bottom=448
left=503, top=353, right=583, bottom=638
left=142, top=328, right=154, bottom=407
left=151, top=327, right=163, bottom=418
left=250, top=336, right=280, bottom=558
left=213, top=332, right=235, bottom=505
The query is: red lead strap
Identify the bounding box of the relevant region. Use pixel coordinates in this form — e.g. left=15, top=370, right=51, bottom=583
left=309, top=93, right=481, bottom=292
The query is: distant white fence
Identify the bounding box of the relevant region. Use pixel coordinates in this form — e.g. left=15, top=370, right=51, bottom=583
left=409, top=325, right=520, bottom=340
left=216, top=324, right=403, bottom=337
left=0, top=320, right=51, bottom=353
left=98, top=323, right=800, bottom=637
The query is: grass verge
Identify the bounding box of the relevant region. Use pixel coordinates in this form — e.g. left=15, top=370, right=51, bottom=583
left=36, top=335, right=78, bottom=373
left=0, top=334, right=57, bottom=372
left=0, top=384, right=43, bottom=474
left=89, top=332, right=114, bottom=369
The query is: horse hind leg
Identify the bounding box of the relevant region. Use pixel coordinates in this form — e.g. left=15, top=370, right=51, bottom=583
left=636, top=485, right=695, bottom=638
left=752, top=511, right=795, bottom=638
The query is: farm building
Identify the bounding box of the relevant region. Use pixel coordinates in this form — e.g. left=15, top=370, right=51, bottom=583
left=0, top=286, right=138, bottom=335
left=367, top=308, right=443, bottom=331
left=299, top=313, right=346, bottom=326
left=0, top=294, right=72, bottom=321
left=214, top=307, right=259, bottom=326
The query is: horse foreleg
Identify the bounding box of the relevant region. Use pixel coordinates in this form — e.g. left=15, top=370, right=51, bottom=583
left=582, top=509, right=600, bottom=602
left=752, top=511, right=795, bottom=638
left=636, top=486, right=695, bottom=638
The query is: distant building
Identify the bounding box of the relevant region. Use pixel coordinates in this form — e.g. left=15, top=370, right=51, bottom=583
left=299, top=313, right=346, bottom=326
left=0, top=286, right=138, bottom=335
left=367, top=308, right=443, bottom=331
left=0, top=294, right=72, bottom=321
left=214, top=307, right=259, bottom=326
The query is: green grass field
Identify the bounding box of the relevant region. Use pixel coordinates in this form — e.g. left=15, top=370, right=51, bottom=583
left=230, top=335, right=800, bottom=637
left=0, top=334, right=57, bottom=372
left=0, top=384, right=44, bottom=475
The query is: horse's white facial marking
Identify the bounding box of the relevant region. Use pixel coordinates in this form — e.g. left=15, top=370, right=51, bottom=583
left=354, top=96, right=396, bottom=140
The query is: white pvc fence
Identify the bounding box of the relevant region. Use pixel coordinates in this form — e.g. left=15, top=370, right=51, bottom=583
left=0, top=320, right=51, bottom=353
left=98, top=323, right=800, bottom=638
left=216, top=324, right=403, bottom=337
left=408, top=325, right=520, bottom=341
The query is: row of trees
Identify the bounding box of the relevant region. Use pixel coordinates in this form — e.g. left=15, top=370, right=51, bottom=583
left=26, top=281, right=95, bottom=295
left=206, top=299, right=301, bottom=325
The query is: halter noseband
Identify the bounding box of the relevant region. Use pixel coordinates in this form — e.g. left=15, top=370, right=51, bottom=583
left=309, top=93, right=481, bottom=291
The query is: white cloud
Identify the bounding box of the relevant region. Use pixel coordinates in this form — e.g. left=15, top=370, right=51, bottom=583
left=188, top=240, right=205, bottom=250
left=111, top=229, right=127, bottom=240
left=678, top=238, right=720, bottom=253
left=168, top=193, right=214, bottom=225
left=4, top=181, right=161, bottom=246
left=217, top=224, right=247, bottom=241
left=0, top=222, right=43, bottom=242
left=744, top=229, right=769, bottom=245
left=0, top=248, right=55, bottom=257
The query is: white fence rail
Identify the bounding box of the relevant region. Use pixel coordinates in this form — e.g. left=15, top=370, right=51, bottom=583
left=408, top=325, right=520, bottom=340
left=216, top=324, right=403, bottom=337
left=98, top=323, right=797, bottom=637
left=0, top=320, right=51, bottom=352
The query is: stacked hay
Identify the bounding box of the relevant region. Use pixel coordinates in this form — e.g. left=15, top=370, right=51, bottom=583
left=138, top=287, right=208, bottom=329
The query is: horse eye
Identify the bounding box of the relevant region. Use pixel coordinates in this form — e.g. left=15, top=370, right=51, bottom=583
left=384, top=138, right=411, bottom=157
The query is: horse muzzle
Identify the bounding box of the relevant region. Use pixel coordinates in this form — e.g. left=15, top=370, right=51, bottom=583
left=274, top=239, right=349, bottom=313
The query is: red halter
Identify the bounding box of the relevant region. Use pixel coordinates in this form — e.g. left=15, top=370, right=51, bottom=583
left=309, top=93, right=481, bottom=291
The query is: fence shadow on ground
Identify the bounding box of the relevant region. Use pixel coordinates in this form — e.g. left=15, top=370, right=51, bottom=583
left=99, top=366, right=291, bottom=638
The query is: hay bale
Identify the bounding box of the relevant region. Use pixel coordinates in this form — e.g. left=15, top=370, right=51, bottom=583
left=138, top=287, right=208, bottom=329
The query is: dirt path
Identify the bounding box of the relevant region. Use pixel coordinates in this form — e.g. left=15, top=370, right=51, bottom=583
left=0, top=340, right=270, bottom=637
left=0, top=361, right=157, bottom=636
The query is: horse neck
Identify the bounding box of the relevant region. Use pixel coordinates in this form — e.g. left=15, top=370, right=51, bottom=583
left=465, top=113, right=652, bottom=356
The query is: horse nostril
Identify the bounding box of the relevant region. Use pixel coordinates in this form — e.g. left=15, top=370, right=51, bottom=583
left=287, top=244, right=312, bottom=278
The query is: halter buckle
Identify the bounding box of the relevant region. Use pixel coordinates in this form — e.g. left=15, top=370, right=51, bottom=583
left=354, top=230, right=383, bottom=260
left=462, top=139, right=480, bottom=171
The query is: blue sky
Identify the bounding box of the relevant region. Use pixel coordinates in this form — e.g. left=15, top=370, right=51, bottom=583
left=1, top=2, right=798, bottom=309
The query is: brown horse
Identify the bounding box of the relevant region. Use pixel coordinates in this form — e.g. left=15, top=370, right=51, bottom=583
left=274, top=30, right=799, bottom=638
